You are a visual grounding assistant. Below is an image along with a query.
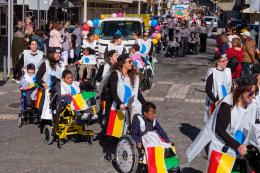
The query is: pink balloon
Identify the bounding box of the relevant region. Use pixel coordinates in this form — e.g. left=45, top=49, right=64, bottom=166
left=117, top=12, right=123, bottom=17
left=82, top=23, right=90, bottom=31
left=154, top=25, right=161, bottom=31
left=152, top=33, right=157, bottom=39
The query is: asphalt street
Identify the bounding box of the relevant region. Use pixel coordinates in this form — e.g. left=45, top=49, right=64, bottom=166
left=0, top=39, right=216, bottom=173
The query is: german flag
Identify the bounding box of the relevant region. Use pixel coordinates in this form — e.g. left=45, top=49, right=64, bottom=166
left=208, top=150, right=236, bottom=173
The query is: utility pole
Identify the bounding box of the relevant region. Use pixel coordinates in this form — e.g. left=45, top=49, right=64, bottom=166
left=83, top=0, right=87, bottom=22
left=8, top=0, right=13, bottom=76
left=22, top=0, right=25, bottom=32
left=138, top=0, right=141, bottom=14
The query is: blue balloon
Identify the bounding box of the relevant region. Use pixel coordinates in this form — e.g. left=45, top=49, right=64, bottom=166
left=93, top=18, right=100, bottom=27
left=94, top=28, right=100, bottom=35
left=151, top=19, right=158, bottom=27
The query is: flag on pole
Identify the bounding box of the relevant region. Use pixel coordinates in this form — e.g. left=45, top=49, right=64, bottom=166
left=71, top=92, right=96, bottom=111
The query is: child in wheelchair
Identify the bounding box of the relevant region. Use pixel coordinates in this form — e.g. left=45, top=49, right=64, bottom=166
left=129, top=44, right=147, bottom=71
left=131, top=102, right=170, bottom=148
left=165, top=37, right=180, bottom=58
left=52, top=69, right=97, bottom=123
left=76, top=46, right=97, bottom=85
left=19, top=63, right=37, bottom=110
left=17, top=63, right=40, bottom=127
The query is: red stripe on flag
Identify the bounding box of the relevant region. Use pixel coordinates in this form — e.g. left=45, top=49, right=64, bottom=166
left=208, top=150, right=222, bottom=173
left=147, top=147, right=157, bottom=173
left=106, top=110, right=117, bottom=136
left=71, top=96, right=81, bottom=111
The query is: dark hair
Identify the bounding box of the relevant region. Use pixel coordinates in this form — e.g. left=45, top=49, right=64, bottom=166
left=47, top=53, right=61, bottom=70
left=142, top=102, right=156, bottom=114
left=62, top=69, right=73, bottom=79
left=105, top=50, right=117, bottom=63
left=111, top=57, right=138, bottom=87
left=233, top=85, right=255, bottom=104
left=28, top=39, right=38, bottom=46
left=27, top=63, right=35, bottom=71
left=132, top=44, right=140, bottom=51
left=87, top=32, right=94, bottom=38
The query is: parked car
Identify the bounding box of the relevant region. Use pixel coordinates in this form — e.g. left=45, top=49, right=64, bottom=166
left=204, top=16, right=219, bottom=28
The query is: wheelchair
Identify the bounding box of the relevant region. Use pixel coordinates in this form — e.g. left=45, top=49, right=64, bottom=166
left=41, top=92, right=99, bottom=148
left=114, top=99, right=180, bottom=173
left=140, top=60, right=154, bottom=91
left=17, top=90, right=41, bottom=128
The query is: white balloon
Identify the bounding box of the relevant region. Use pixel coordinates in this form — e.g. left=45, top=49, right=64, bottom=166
left=87, top=20, right=93, bottom=27
left=149, top=21, right=152, bottom=26
left=112, top=13, right=117, bottom=18
left=98, top=20, right=102, bottom=27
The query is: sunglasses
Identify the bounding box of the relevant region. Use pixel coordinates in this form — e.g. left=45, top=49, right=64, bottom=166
left=220, top=59, right=228, bottom=63
left=126, top=60, right=133, bottom=64
left=248, top=90, right=257, bottom=97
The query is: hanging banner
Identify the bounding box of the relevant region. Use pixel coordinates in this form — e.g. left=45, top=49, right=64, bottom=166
left=250, top=0, right=260, bottom=12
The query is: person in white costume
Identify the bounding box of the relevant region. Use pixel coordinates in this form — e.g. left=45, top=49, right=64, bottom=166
left=187, top=75, right=257, bottom=172
left=105, top=30, right=126, bottom=57
left=204, top=54, right=232, bottom=122
left=15, top=39, right=44, bottom=79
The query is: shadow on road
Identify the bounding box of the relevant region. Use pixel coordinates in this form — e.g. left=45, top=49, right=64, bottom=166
left=179, top=123, right=201, bottom=141
left=182, top=167, right=203, bottom=173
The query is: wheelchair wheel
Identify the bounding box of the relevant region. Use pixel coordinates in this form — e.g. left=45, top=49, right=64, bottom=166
left=115, top=134, right=139, bottom=173
left=43, top=125, right=54, bottom=145
left=17, top=113, right=23, bottom=128
left=144, top=69, right=153, bottom=90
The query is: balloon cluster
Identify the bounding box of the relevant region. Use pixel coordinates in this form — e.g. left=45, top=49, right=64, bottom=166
left=82, top=18, right=101, bottom=40
left=149, top=19, right=161, bottom=45
left=111, top=12, right=124, bottom=18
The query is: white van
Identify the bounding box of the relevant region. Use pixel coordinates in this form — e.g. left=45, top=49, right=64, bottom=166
left=98, top=17, right=144, bottom=59
left=204, top=16, right=219, bottom=28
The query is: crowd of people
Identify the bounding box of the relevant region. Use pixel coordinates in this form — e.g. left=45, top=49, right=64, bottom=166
left=7, top=1, right=260, bottom=172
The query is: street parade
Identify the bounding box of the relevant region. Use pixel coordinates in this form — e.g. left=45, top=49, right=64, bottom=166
left=0, top=0, right=260, bottom=172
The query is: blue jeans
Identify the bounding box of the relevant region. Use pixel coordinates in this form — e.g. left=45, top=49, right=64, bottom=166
left=242, top=62, right=251, bottom=77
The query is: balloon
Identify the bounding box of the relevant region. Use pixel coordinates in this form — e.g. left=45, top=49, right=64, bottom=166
left=151, top=19, right=158, bottom=27
left=93, top=18, right=100, bottom=27
left=117, top=12, right=123, bottom=17
left=157, top=33, right=161, bottom=39
left=154, top=25, right=161, bottom=31
left=152, top=39, right=158, bottom=45
left=87, top=20, right=93, bottom=27
left=82, top=23, right=90, bottom=31
left=94, top=28, right=100, bottom=35
left=149, top=21, right=152, bottom=26
left=152, top=33, right=157, bottom=39
left=98, top=20, right=102, bottom=27
left=112, top=13, right=117, bottom=18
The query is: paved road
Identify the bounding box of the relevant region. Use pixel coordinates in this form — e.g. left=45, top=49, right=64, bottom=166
left=0, top=39, right=216, bottom=173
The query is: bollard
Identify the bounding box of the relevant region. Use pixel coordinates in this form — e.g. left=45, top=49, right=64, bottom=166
left=3, top=55, right=7, bottom=82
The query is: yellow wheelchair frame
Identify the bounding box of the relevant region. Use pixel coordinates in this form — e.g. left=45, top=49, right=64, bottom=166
left=42, top=101, right=97, bottom=148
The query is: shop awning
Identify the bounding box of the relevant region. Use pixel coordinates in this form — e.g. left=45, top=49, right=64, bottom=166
left=217, top=1, right=235, bottom=11
left=241, top=7, right=260, bottom=14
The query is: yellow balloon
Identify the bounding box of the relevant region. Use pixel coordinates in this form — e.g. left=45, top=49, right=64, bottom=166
left=157, top=33, right=161, bottom=39
left=152, top=39, right=158, bottom=45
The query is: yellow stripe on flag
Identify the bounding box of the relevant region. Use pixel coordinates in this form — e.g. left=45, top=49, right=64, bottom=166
left=155, top=147, right=167, bottom=173
left=111, top=111, right=124, bottom=138
left=216, top=153, right=235, bottom=173
left=73, top=94, right=88, bottom=110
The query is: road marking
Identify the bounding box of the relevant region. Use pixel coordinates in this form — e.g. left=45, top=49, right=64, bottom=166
left=0, top=91, right=8, bottom=96
left=145, top=96, right=165, bottom=102
left=166, top=84, right=190, bottom=99
left=185, top=99, right=205, bottom=104
left=0, top=114, right=17, bottom=120
left=191, top=82, right=205, bottom=86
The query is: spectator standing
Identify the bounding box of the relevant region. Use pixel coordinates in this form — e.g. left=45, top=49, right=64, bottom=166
left=49, top=22, right=63, bottom=48
left=219, top=35, right=229, bottom=55
left=60, top=21, right=72, bottom=65
left=72, top=23, right=82, bottom=59
left=180, top=24, right=189, bottom=57
left=31, top=29, right=45, bottom=52
left=241, top=31, right=257, bottom=76
left=198, top=21, right=208, bottom=53
left=226, top=38, right=243, bottom=79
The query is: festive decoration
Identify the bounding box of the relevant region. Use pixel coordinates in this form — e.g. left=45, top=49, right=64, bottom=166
left=152, top=39, right=158, bottom=45
left=112, top=13, right=117, bottom=18
left=157, top=33, right=161, bottom=39
left=93, top=18, right=100, bottom=27
left=117, top=12, right=123, bottom=17
left=151, top=19, right=158, bottom=27
left=87, top=20, right=93, bottom=27
left=152, top=33, right=158, bottom=39
left=94, top=28, right=100, bottom=35
left=154, top=25, right=161, bottom=31
left=82, top=23, right=90, bottom=31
